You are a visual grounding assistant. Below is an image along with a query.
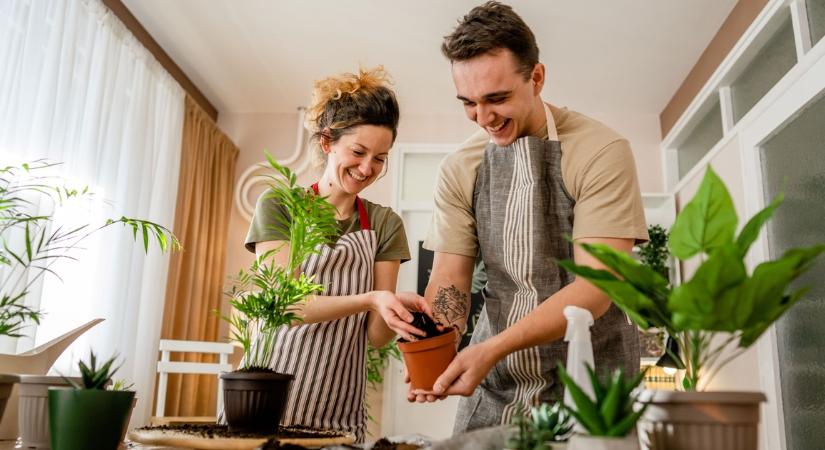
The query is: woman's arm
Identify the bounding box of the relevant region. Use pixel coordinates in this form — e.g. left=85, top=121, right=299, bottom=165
left=254, top=241, right=425, bottom=342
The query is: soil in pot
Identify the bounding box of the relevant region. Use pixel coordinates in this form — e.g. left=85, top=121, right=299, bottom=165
left=397, top=313, right=457, bottom=391
left=221, top=370, right=294, bottom=434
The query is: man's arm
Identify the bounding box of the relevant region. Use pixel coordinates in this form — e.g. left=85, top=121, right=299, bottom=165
left=422, top=237, right=633, bottom=397
left=426, top=252, right=476, bottom=331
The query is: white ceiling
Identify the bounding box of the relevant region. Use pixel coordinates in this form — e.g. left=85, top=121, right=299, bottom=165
left=123, top=0, right=738, bottom=117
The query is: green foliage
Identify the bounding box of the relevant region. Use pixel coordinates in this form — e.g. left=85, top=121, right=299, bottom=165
left=0, top=160, right=179, bottom=338
left=507, top=402, right=573, bottom=450
left=108, top=379, right=135, bottom=391
left=366, top=340, right=401, bottom=390
left=66, top=350, right=121, bottom=390
left=559, top=167, right=825, bottom=390
left=638, top=225, right=669, bottom=280
left=557, top=363, right=647, bottom=437
left=223, top=155, right=338, bottom=370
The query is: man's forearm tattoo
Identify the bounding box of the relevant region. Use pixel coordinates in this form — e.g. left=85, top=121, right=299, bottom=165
left=433, top=285, right=470, bottom=329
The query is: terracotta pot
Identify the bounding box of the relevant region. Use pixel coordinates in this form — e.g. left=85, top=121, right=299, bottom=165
left=0, top=375, right=19, bottom=424
left=568, top=434, right=639, bottom=450
left=636, top=390, right=766, bottom=450
left=220, top=371, right=293, bottom=434
left=17, top=375, right=80, bottom=450
left=397, top=328, right=457, bottom=391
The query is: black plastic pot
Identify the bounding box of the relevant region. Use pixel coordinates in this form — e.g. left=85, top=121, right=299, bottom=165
left=220, top=371, right=293, bottom=434
left=47, top=388, right=134, bottom=450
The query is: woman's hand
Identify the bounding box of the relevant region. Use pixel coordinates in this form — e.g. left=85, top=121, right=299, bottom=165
left=370, top=291, right=427, bottom=342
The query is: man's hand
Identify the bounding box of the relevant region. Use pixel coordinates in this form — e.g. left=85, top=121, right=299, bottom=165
left=408, top=340, right=499, bottom=402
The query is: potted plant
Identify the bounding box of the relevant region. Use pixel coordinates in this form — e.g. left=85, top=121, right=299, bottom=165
left=47, top=351, right=132, bottom=450
left=219, top=156, right=337, bottom=434
left=506, top=402, right=573, bottom=450
left=0, top=160, right=178, bottom=428
left=557, top=364, right=646, bottom=450
left=558, top=167, right=825, bottom=449
left=396, top=312, right=458, bottom=391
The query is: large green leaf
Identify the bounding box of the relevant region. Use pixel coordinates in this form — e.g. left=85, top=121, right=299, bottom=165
left=557, top=260, right=663, bottom=329
left=735, top=191, right=783, bottom=258
left=669, top=244, right=746, bottom=330
left=669, top=167, right=738, bottom=260
left=576, top=242, right=670, bottom=300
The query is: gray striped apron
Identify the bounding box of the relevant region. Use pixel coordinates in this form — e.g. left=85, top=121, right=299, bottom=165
left=268, top=186, right=374, bottom=442
left=453, top=117, right=640, bottom=433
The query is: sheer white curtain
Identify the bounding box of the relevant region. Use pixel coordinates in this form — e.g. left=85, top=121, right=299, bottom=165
left=0, top=0, right=184, bottom=426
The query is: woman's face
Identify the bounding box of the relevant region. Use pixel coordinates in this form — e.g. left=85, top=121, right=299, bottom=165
left=322, top=124, right=393, bottom=195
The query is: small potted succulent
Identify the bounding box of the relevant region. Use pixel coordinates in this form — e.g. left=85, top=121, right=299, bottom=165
left=558, top=364, right=647, bottom=450
left=396, top=312, right=458, bottom=391
left=506, top=402, right=573, bottom=450
left=558, top=167, right=825, bottom=449
left=220, top=156, right=337, bottom=434
left=47, top=351, right=132, bottom=450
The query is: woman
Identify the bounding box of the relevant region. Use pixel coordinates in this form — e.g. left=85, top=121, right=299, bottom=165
left=244, top=66, right=426, bottom=442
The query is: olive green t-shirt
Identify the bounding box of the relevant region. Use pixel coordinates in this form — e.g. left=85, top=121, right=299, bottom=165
left=245, top=190, right=411, bottom=263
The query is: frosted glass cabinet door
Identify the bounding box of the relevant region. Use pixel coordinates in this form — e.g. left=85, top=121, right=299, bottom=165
left=760, top=92, right=825, bottom=450
left=401, top=153, right=447, bottom=203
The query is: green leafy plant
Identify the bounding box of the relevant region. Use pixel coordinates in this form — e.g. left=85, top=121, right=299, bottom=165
left=507, top=402, right=573, bottom=450
left=638, top=224, right=669, bottom=280
left=65, top=350, right=121, bottom=390
left=223, top=155, right=338, bottom=371
left=108, top=379, right=135, bottom=391
left=558, top=167, right=825, bottom=390
left=557, top=363, right=647, bottom=437
left=0, top=160, right=179, bottom=338
left=366, top=340, right=401, bottom=390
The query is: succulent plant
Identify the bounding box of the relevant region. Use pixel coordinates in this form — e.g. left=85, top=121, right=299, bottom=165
left=66, top=350, right=121, bottom=390
left=507, top=402, right=573, bottom=450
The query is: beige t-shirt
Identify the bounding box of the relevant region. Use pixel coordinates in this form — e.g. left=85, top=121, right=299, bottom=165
left=424, top=103, right=648, bottom=257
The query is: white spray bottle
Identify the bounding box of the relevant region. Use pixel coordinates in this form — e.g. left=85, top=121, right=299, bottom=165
left=563, top=305, right=595, bottom=433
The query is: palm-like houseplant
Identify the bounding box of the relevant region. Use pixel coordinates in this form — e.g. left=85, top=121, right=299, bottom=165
left=220, top=155, right=337, bottom=433
left=0, top=160, right=178, bottom=424
left=558, top=167, right=825, bottom=449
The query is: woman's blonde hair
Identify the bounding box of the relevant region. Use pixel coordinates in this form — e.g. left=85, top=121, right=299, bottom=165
left=305, top=66, right=400, bottom=168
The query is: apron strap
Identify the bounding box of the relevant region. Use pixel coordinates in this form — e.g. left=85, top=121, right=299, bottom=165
left=310, top=183, right=371, bottom=231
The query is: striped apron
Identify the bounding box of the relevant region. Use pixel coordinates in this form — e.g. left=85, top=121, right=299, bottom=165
left=268, top=185, right=375, bottom=442
left=453, top=109, right=640, bottom=433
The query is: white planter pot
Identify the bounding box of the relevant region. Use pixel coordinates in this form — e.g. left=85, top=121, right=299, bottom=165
left=567, top=434, right=640, bottom=450
left=17, top=375, right=79, bottom=449
left=636, top=390, right=766, bottom=450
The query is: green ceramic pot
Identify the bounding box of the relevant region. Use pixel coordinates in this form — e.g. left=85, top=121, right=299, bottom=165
left=48, top=388, right=134, bottom=450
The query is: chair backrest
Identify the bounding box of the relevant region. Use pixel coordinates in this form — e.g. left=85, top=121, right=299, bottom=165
left=155, top=339, right=235, bottom=418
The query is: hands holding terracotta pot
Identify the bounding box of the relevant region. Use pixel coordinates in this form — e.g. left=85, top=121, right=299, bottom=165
left=370, top=290, right=433, bottom=341
left=407, top=338, right=499, bottom=403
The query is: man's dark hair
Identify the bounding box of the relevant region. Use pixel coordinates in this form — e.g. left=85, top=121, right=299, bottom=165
left=441, top=1, right=539, bottom=80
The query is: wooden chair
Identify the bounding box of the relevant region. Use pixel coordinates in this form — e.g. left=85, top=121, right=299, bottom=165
left=151, top=339, right=235, bottom=426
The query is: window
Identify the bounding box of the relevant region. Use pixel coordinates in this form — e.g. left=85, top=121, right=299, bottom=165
left=760, top=91, right=825, bottom=450
left=676, top=100, right=723, bottom=179
left=807, top=0, right=825, bottom=47
left=730, top=13, right=797, bottom=123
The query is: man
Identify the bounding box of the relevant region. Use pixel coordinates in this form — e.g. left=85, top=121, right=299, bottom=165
left=398, top=1, right=648, bottom=433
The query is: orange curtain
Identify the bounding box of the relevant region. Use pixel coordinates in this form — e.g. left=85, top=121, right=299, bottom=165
left=159, top=96, right=239, bottom=417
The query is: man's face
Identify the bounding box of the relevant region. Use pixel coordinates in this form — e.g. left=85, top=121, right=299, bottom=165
left=451, top=49, right=545, bottom=147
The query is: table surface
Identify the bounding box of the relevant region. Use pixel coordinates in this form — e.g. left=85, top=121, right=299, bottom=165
left=0, top=440, right=184, bottom=449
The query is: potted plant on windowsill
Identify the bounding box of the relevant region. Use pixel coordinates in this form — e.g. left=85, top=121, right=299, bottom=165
left=0, top=160, right=178, bottom=428
left=557, top=364, right=646, bottom=450
left=47, top=351, right=132, bottom=450
left=219, top=156, right=337, bottom=434
left=558, top=167, right=825, bottom=450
